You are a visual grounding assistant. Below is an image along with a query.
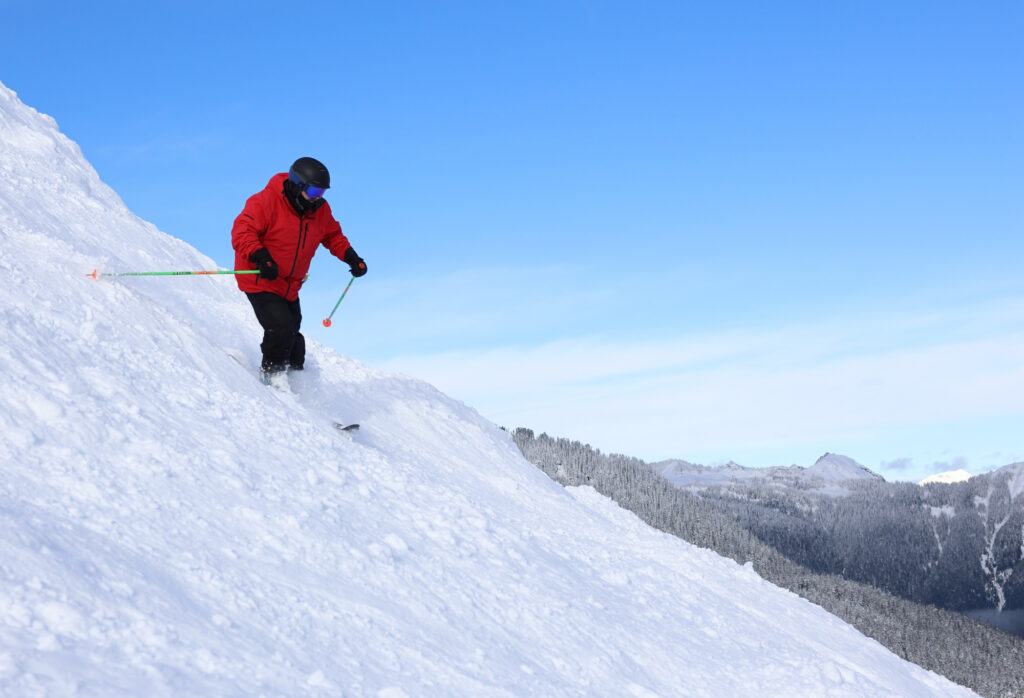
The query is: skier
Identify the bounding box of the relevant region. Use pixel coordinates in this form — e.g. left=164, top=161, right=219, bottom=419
left=231, top=156, right=367, bottom=383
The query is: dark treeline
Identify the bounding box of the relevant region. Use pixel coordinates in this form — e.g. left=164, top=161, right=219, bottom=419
left=510, top=428, right=1024, bottom=698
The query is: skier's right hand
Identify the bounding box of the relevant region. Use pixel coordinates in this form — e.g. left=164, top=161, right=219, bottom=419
left=250, top=247, right=279, bottom=281
left=344, top=247, right=367, bottom=277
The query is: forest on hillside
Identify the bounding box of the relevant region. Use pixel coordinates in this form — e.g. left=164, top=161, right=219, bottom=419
left=510, top=428, right=1024, bottom=698
left=690, top=469, right=1024, bottom=615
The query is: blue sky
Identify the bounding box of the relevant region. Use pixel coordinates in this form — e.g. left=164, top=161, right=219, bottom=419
left=3, top=1, right=1022, bottom=479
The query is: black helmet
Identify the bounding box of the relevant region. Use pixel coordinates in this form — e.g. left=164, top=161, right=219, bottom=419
left=288, top=157, right=330, bottom=193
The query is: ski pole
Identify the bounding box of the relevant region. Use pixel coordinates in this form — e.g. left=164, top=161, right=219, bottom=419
left=88, top=268, right=261, bottom=280
left=322, top=276, right=355, bottom=327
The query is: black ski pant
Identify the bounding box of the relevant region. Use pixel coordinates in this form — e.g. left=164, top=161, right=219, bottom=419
left=245, top=291, right=305, bottom=372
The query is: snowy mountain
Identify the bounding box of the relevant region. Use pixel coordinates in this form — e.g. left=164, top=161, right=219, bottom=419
left=914, top=461, right=1024, bottom=488
left=993, top=461, right=1024, bottom=499
left=808, top=453, right=884, bottom=482
left=919, top=469, right=973, bottom=485
left=0, top=80, right=974, bottom=696
left=653, top=448, right=1024, bottom=629
left=653, top=452, right=883, bottom=495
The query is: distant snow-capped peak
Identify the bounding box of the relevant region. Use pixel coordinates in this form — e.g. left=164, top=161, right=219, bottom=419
left=918, top=469, right=973, bottom=486
left=808, top=453, right=884, bottom=483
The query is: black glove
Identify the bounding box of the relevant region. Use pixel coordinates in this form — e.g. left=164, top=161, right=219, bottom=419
left=344, top=247, right=367, bottom=277
left=250, top=247, right=279, bottom=281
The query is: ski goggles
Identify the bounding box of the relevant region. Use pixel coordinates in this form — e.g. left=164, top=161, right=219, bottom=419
left=289, top=172, right=328, bottom=199
left=304, top=184, right=328, bottom=199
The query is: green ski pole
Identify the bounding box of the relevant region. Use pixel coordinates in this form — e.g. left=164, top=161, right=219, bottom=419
left=88, top=268, right=261, bottom=279
left=322, top=276, right=356, bottom=327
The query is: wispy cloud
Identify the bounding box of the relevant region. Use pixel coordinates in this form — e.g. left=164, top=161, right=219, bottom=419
left=926, top=458, right=969, bottom=474
left=372, top=294, right=1024, bottom=471
left=880, top=458, right=913, bottom=473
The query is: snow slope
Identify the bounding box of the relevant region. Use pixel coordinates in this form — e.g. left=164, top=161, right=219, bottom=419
left=0, top=80, right=975, bottom=697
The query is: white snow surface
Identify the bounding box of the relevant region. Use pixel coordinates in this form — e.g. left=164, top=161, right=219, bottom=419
left=0, top=81, right=975, bottom=697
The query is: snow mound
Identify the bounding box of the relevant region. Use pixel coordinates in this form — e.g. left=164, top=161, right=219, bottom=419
left=0, top=80, right=973, bottom=696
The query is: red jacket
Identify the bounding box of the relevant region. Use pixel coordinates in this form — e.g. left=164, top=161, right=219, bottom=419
left=231, top=173, right=352, bottom=301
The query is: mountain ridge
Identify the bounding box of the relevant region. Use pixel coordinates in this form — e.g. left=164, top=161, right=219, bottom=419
left=652, top=451, right=883, bottom=495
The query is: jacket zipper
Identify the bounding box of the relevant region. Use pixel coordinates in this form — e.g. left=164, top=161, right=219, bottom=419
left=284, top=215, right=308, bottom=298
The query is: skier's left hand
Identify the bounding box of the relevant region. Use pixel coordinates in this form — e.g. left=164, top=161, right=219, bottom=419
left=250, top=247, right=279, bottom=281
left=344, top=247, right=367, bottom=277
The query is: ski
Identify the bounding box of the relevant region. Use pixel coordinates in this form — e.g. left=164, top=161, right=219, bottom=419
left=333, top=422, right=360, bottom=432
